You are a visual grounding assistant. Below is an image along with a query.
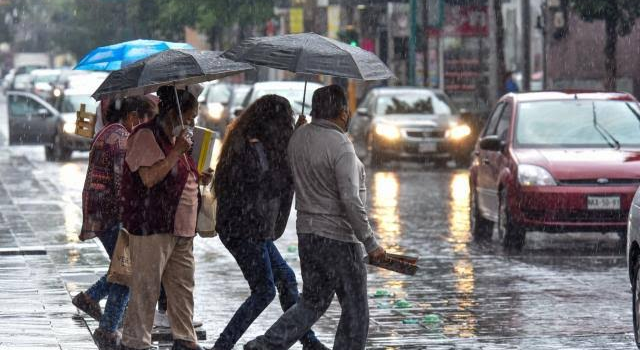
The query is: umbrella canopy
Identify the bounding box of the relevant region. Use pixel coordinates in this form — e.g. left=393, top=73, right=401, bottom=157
left=92, top=49, right=254, bottom=100
left=75, top=39, right=194, bottom=71
left=222, top=32, right=395, bottom=81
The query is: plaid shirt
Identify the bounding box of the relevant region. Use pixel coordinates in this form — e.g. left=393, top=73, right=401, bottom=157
left=80, top=123, right=128, bottom=241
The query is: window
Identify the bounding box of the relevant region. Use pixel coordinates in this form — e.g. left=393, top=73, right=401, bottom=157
left=495, top=103, right=513, bottom=140
left=482, top=103, right=504, bottom=137
left=9, top=95, right=41, bottom=117
left=206, top=84, right=231, bottom=104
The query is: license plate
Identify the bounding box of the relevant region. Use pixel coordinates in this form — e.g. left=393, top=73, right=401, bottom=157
left=418, top=142, right=437, bottom=153
left=587, top=196, right=621, bottom=210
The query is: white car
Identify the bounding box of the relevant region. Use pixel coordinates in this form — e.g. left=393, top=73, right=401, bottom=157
left=241, top=81, right=324, bottom=117
left=627, top=189, right=640, bottom=347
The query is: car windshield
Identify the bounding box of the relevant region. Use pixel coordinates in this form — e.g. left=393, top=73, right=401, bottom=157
left=375, top=92, right=456, bottom=115
left=33, top=74, right=59, bottom=84
left=231, top=87, right=251, bottom=108
left=61, top=94, right=97, bottom=113
left=206, top=84, right=231, bottom=104
left=515, top=100, right=640, bottom=148
left=253, top=85, right=321, bottom=112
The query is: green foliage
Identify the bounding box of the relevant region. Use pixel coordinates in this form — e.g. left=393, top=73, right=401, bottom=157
left=571, top=0, right=640, bottom=36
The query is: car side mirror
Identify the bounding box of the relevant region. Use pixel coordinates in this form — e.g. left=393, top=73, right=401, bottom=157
left=356, top=107, right=370, bottom=118
left=36, top=108, right=49, bottom=117
left=479, top=135, right=505, bottom=152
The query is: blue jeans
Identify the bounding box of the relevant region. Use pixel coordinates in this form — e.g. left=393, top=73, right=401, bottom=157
left=85, top=224, right=130, bottom=332
left=214, top=237, right=319, bottom=350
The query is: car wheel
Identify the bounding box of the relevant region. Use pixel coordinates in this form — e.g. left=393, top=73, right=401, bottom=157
left=46, top=133, right=72, bottom=162
left=499, top=189, right=526, bottom=251
left=470, top=187, right=493, bottom=240
left=633, top=260, right=640, bottom=348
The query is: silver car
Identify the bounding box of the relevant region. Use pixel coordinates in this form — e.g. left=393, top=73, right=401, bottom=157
left=350, top=87, right=473, bottom=168
left=627, top=189, right=640, bottom=347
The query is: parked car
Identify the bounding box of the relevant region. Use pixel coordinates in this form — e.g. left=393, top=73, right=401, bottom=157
left=196, top=82, right=231, bottom=134
left=222, top=84, right=251, bottom=121
left=628, top=184, right=640, bottom=348
left=30, top=68, right=61, bottom=99
left=7, top=90, right=92, bottom=161
left=349, top=87, right=472, bottom=167
left=470, top=91, right=640, bottom=251
left=12, top=73, right=33, bottom=91
left=241, top=81, right=324, bottom=117
left=2, top=68, right=16, bottom=92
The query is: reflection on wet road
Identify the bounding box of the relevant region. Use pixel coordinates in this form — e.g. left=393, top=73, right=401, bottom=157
left=2, top=127, right=634, bottom=348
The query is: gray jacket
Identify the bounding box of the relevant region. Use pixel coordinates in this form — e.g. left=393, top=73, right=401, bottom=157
left=288, top=118, right=380, bottom=253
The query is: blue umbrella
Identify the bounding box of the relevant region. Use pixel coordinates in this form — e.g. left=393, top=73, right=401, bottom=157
left=75, top=39, right=194, bottom=71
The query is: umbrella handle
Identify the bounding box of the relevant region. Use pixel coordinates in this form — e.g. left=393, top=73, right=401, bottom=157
left=301, top=80, right=307, bottom=116
left=173, top=85, right=185, bottom=128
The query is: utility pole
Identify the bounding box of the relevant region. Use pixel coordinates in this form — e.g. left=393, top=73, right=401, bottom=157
left=408, top=0, right=417, bottom=86
left=422, top=0, right=429, bottom=86
left=521, top=0, right=531, bottom=91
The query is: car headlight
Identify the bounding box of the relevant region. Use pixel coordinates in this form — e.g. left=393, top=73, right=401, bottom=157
left=446, top=123, right=472, bottom=140
left=375, top=124, right=401, bottom=140
left=207, top=103, right=224, bottom=120
left=518, top=164, right=557, bottom=186
left=63, top=121, right=76, bottom=134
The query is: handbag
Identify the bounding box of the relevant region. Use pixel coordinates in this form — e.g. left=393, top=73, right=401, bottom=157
left=107, top=228, right=132, bottom=286
left=196, top=182, right=218, bottom=238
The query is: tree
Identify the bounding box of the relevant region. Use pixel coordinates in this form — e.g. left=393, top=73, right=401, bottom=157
left=492, top=0, right=507, bottom=97
left=571, top=0, right=640, bottom=91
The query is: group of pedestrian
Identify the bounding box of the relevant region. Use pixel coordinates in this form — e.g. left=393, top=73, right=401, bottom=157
left=73, top=83, right=386, bottom=350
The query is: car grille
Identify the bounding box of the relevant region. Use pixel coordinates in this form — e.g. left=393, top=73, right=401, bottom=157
left=404, top=130, right=446, bottom=139
left=557, top=179, right=640, bottom=186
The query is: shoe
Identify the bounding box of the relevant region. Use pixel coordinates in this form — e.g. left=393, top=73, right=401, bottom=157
left=153, top=309, right=203, bottom=328
left=244, top=336, right=269, bottom=350
left=302, top=341, right=330, bottom=350
left=119, top=345, right=158, bottom=350
left=172, top=339, right=204, bottom=350
left=72, top=291, right=103, bottom=321
left=93, top=328, right=121, bottom=350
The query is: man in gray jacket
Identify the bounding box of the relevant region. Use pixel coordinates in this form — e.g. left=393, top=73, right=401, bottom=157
left=244, top=85, right=386, bottom=350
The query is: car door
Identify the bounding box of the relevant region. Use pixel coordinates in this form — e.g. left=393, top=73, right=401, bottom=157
left=478, top=101, right=513, bottom=220
left=8, top=93, right=57, bottom=145
left=476, top=102, right=505, bottom=220
left=349, top=92, right=374, bottom=148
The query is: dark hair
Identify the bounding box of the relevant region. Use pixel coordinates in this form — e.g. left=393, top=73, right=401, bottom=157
left=311, top=85, right=347, bottom=120
left=156, top=85, right=197, bottom=119
left=214, top=94, right=294, bottom=197
left=104, top=96, right=157, bottom=124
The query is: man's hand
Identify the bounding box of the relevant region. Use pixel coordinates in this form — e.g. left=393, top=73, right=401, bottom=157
left=368, top=246, right=386, bottom=263
left=295, top=114, right=308, bottom=129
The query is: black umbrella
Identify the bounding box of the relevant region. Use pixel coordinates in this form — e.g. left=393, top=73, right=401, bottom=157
left=92, top=49, right=254, bottom=127
left=222, top=32, right=395, bottom=114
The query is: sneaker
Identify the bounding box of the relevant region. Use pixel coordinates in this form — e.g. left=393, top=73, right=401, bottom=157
left=72, top=291, right=103, bottom=321
left=302, top=341, right=330, bottom=350
left=153, top=309, right=203, bottom=328
left=171, top=339, right=204, bottom=350
left=93, top=328, right=121, bottom=350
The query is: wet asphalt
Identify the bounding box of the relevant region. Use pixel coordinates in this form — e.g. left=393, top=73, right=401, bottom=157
left=0, top=94, right=635, bottom=349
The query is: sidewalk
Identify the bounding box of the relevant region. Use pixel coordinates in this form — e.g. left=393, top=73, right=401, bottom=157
left=0, top=151, right=96, bottom=349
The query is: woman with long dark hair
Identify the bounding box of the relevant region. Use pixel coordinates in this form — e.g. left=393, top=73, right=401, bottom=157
left=73, top=96, right=157, bottom=349
left=212, top=95, right=328, bottom=350
left=120, top=86, right=209, bottom=350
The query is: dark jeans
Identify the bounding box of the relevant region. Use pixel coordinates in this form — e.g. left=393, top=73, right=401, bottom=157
left=85, top=224, right=130, bottom=332
left=261, top=233, right=369, bottom=350
left=213, top=236, right=319, bottom=350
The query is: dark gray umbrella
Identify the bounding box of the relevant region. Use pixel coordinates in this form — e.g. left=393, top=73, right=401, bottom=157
left=92, top=49, right=254, bottom=100
left=222, top=32, right=395, bottom=114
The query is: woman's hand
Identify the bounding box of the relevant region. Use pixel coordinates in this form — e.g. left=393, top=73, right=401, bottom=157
left=295, top=114, right=308, bottom=129
left=200, top=170, right=213, bottom=186
left=173, top=129, right=193, bottom=155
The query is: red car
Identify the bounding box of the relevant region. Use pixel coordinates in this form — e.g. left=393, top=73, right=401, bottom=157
left=469, top=91, right=640, bottom=251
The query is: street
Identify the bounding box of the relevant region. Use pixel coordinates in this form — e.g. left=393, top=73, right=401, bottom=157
left=0, top=95, right=634, bottom=349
